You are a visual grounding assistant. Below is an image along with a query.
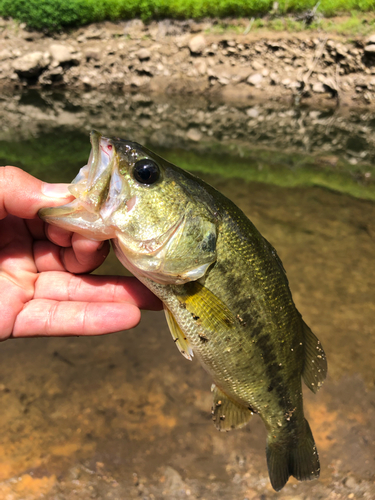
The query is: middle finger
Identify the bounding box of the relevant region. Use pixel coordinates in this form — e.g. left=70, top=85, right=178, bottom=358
left=60, top=234, right=110, bottom=274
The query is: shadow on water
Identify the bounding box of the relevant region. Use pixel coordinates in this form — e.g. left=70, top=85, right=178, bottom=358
left=0, top=90, right=374, bottom=499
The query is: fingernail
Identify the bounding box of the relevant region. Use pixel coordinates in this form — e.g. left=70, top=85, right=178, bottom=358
left=42, top=183, right=72, bottom=199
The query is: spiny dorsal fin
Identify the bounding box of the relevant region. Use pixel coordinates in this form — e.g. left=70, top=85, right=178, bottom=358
left=301, top=321, right=327, bottom=393
left=211, top=384, right=253, bottom=432
left=174, top=281, right=236, bottom=333
left=164, top=305, right=194, bottom=361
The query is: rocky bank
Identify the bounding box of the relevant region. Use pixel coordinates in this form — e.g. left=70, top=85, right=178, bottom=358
left=1, top=17, right=375, bottom=109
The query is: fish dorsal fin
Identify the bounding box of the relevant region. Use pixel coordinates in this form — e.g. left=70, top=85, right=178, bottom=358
left=164, top=305, right=194, bottom=361
left=211, top=384, right=253, bottom=431
left=174, top=281, right=236, bottom=333
left=301, top=321, right=327, bottom=393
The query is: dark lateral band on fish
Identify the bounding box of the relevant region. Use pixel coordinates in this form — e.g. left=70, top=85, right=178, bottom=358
left=39, top=130, right=327, bottom=492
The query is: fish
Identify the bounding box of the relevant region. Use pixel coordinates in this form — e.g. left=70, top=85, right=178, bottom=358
left=39, top=130, right=327, bottom=491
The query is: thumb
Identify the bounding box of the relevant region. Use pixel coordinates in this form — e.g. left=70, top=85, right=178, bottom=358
left=0, top=166, right=73, bottom=220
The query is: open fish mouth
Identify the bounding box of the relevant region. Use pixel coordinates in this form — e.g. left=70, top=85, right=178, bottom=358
left=69, top=130, right=132, bottom=219
left=39, top=130, right=130, bottom=240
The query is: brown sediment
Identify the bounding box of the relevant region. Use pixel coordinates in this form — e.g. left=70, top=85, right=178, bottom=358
left=306, top=403, right=338, bottom=451
left=0, top=474, right=57, bottom=497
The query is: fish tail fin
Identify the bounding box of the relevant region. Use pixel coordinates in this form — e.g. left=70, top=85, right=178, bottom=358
left=266, top=418, right=320, bottom=491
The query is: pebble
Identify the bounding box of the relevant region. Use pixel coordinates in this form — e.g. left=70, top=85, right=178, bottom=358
left=85, top=48, right=101, bottom=61
left=136, top=48, right=151, bottom=61
left=312, top=82, right=326, bottom=93
left=49, top=44, right=77, bottom=64
left=85, top=28, right=104, bottom=40
left=345, top=476, right=358, bottom=489
left=12, top=51, right=51, bottom=77
left=0, top=49, right=12, bottom=61
left=364, top=45, right=375, bottom=54
left=247, top=73, right=263, bottom=86
left=81, top=75, right=93, bottom=86
left=188, top=34, right=206, bottom=54
left=186, top=128, right=202, bottom=141
left=246, top=107, right=259, bottom=118
left=193, top=59, right=207, bottom=75
left=252, top=60, right=263, bottom=70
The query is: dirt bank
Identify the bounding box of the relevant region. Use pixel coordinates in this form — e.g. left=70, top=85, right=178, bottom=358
left=1, top=17, right=375, bottom=109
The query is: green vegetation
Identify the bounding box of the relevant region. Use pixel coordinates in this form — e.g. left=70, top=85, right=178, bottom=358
left=0, top=130, right=90, bottom=182
left=208, top=11, right=375, bottom=36
left=0, top=0, right=373, bottom=31
left=155, top=146, right=375, bottom=202
left=2, top=129, right=372, bottom=202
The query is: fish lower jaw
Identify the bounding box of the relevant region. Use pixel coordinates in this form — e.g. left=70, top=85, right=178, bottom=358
left=39, top=200, right=117, bottom=241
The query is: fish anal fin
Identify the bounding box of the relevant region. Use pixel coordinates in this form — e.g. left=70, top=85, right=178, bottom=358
left=211, top=384, right=253, bottom=432
left=301, top=321, right=327, bottom=394
left=266, top=418, right=320, bottom=491
left=164, top=305, right=194, bottom=361
left=174, top=281, right=236, bottom=333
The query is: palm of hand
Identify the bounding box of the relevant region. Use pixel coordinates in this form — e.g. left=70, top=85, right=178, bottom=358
left=0, top=214, right=152, bottom=340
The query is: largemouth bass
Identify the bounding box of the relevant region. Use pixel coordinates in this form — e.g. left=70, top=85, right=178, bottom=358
left=39, top=131, right=327, bottom=491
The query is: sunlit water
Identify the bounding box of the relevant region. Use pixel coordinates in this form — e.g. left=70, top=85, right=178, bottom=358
left=0, top=91, right=374, bottom=499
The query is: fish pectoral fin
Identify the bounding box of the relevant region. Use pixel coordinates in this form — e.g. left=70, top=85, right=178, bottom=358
left=211, top=384, right=253, bottom=432
left=301, top=321, right=327, bottom=394
left=174, top=281, right=236, bottom=333
left=164, top=305, right=194, bottom=361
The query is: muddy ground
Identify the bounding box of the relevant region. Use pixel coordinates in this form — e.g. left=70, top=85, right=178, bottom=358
left=0, top=17, right=375, bottom=109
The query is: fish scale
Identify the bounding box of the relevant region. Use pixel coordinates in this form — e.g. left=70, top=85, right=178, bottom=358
left=39, top=130, right=327, bottom=491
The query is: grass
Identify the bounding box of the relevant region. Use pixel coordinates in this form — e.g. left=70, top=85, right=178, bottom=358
left=206, top=12, right=375, bottom=37
left=0, top=0, right=374, bottom=31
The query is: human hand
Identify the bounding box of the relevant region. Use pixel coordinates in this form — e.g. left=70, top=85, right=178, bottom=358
left=0, top=166, right=161, bottom=340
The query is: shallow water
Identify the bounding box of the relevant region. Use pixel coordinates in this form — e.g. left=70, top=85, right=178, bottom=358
left=0, top=91, right=374, bottom=499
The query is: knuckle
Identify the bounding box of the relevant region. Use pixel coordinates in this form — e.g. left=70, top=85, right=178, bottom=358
left=0, top=166, right=21, bottom=188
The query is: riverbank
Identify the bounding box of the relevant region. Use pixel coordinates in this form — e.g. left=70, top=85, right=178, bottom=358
left=0, top=16, right=375, bottom=109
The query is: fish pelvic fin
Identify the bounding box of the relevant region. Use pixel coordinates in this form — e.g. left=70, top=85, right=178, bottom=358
left=164, top=305, right=194, bottom=361
left=211, top=384, right=253, bottom=431
left=302, top=321, right=327, bottom=394
left=266, top=418, right=320, bottom=492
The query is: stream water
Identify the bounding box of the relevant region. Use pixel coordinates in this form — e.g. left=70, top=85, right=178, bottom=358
left=0, top=91, right=374, bottom=499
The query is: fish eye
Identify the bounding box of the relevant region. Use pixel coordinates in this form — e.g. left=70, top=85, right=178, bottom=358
left=133, top=159, right=160, bottom=185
